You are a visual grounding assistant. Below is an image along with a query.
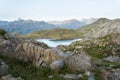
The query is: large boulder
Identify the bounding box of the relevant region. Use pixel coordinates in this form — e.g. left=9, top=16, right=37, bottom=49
left=65, top=46, right=93, bottom=71
left=15, top=43, right=60, bottom=66
left=50, top=60, right=64, bottom=72
left=0, top=33, right=22, bottom=57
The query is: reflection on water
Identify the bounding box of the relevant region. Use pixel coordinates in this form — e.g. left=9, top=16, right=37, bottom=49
left=35, top=39, right=82, bottom=47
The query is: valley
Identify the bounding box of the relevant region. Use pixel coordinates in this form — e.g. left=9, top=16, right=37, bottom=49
left=0, top=18, right=120, bottom=80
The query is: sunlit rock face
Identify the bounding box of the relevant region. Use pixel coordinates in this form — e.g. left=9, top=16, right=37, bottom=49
left=15, top=42, right=60, bottom=66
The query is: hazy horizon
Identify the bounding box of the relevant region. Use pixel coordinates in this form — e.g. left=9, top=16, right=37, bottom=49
left=0, top=0, right=120, bottom=21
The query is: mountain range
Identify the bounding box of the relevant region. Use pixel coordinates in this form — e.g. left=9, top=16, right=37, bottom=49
left=48, top=19, right=86, bottom=29
left=79, top=18, right=98, bottom=24
left=0, top=18, right=98, bottom=34
left=22, top=18, right=120, bottom=39
left=0, top=19, right=56, bottom=34
left=0, top=18, right=95, bottom=34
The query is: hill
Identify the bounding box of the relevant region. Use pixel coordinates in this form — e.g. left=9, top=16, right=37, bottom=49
left=67, top=33, right=120, bottom=58
left=21, top=28, right=79, bottom=40
left=78, top=18, right=120, bottom=38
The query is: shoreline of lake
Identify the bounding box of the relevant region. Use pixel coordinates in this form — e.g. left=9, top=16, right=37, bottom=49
left=35, top=38, right=82, bottom=47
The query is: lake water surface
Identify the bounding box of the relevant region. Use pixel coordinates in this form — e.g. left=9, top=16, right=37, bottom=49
left=35, top=39, right=82, bottom=47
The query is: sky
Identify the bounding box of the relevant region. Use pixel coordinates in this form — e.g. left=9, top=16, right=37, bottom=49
left=0, top=0, right=120, bottom=21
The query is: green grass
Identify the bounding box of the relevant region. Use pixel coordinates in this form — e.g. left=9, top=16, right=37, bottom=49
left=94, top=69, right=102, bottom=80
left=96, top=60, right=120, bottom=69
left=0, top=56, right=65, bottom=80
left=0, top=56, right=90, bottom=80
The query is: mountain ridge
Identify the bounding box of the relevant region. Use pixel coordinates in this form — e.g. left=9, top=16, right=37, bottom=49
left=48, top=19, right=86, bottom=29
left=0, top=20, right=57, bottom=34
left=21, top=18, right=120, bottom=39
left=0, top=18, right=87, bottom=34
left=78, top=18, right=120, bottom=38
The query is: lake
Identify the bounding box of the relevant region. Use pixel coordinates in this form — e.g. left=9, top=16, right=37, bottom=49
left=35, top=39, right=82, bottom=47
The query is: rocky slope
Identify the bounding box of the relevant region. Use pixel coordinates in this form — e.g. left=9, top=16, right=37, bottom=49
left=0, top=29, right=120, bottom=80
left=0, top=29, right=94, bottom=80
left=78, top=18, right=120, bottom=38
left=68, top=33, right=120, bottom=58
left=67, top=33, right=120, bottom=80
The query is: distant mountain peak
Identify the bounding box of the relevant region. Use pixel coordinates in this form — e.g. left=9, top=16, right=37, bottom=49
left=47, top=19, right=86, bottom=29
left=80, top=18, right=99, bottom=24
left=96, top=18, right=110, bottom=23
left=63, top=19, right=79, bottom=22
left=48, top=19, right=85, bottom=25
left=79, top=18, right=120, bottom=38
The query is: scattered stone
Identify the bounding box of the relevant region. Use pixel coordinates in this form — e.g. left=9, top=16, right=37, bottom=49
left=35, top=60, right=47, bottom=67
left=41, top=62, right=48, bottom=67
left=88, top=72, right=95, bottom=80
left=64, top=74, right=80, bottom=80
left=48, top=75, right=54, bottom=78
left=102, top=69, right=111, bottom=80
left=0, top=60, right=9, bottom=75
left=108, top=69, right=120, bottom=80
left=1, top=74, right=13, bottom=80
left=59, top=74, right=64, bottom=77
left=77, top=74, right=83, bottom=78
left=104, top=56, right=120, bottom=62
left=1, top=74, right=24, bottom=80
left=85, top=71, right=92, bottom=76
